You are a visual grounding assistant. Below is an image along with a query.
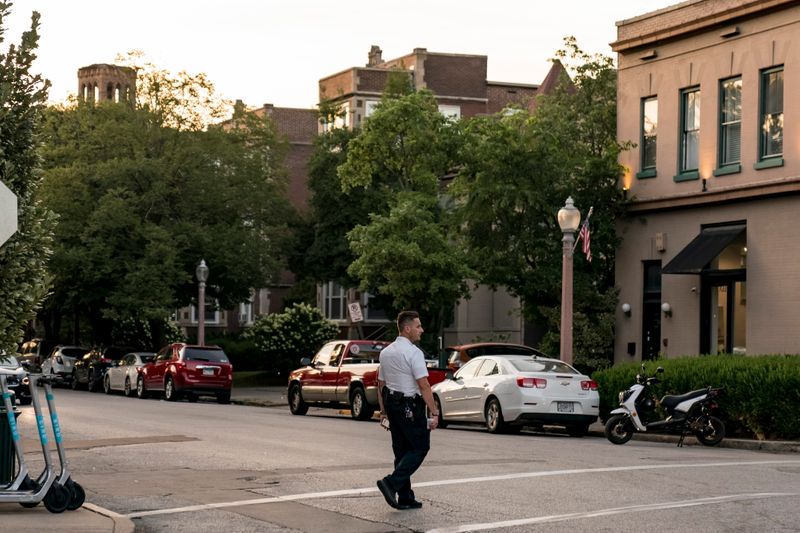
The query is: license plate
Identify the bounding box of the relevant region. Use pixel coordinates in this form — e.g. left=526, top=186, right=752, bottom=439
left=202, top=368, right=215, bottom=376
left=557, top=402, right=574, bottom=413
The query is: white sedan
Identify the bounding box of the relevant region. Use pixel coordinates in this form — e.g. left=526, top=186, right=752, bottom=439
left=103, top=352, right=156, bottom=396
left=431, top=355, right=599, bottom=436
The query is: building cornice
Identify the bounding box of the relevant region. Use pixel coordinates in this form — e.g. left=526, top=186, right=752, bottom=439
left=627, top=175, right=800, bottom=213
left=612, top=0, right=800, bottom=52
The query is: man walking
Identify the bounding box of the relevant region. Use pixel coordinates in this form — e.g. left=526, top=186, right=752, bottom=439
left=376, top=310, right=439, bottom=510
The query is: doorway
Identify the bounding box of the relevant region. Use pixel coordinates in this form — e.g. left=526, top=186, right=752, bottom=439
left=700, top=274, right=746, bottom=354
left=641, top=261, right=662, bottom=360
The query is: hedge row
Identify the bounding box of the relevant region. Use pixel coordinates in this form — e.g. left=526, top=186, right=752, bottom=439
left=591, top=355, right=800, bottom=441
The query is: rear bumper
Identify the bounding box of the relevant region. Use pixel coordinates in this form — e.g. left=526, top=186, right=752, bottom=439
left=510, top=412, right=597, bottom=426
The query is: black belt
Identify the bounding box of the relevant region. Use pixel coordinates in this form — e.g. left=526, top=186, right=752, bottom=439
left=387, top=390, right=421, bottom=401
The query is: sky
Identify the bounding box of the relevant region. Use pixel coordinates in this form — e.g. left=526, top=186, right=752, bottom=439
left=6, top=0, right=680, bottom=109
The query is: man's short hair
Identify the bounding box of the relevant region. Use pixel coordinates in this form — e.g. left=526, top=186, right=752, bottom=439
left=397, top=310, right=420, bottom=332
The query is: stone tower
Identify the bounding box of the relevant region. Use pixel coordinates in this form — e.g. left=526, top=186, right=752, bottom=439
left=77, top=64, right=136, bottom=104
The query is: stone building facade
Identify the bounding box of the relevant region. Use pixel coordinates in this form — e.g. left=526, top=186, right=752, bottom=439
left=77, top=64, right=136, bottom=104
left=613, top=0, right=800, bottom=361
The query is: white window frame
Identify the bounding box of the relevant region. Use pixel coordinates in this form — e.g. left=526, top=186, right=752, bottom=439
left=191, top=299, right=220, bottom=324
left=438, top=104, right=461, bottom=121
left=322, top=281, right=347, bottom=321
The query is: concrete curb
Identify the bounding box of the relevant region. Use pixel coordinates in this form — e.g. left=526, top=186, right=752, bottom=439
left=83, top=502, right=136, bottom=533
left=587, top=428, right=800, bottom=454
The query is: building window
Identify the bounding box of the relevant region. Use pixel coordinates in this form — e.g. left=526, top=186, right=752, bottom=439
left=639, top=97, right=657, bottom=177
left=322, top=281, right=346, bottom=320
left=362, top=292, right=390, bottom=322
left=759, top=67, right=783, bottom=161
left=680, top=88, right=700, bottom=173
left=239, top=298, right=253, bottom=326
left=191, top=299, right=219, bottom=324
left=365, top=100, right=380, bottom=117
left=437, top=104, right=461, bottom=121
left=718, top=77, right=742, bottom=168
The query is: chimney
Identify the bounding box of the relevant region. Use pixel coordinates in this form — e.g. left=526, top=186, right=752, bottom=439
left=367, top=45, right=383, bottom=67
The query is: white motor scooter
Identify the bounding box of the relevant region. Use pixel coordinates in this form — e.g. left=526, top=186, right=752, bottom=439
left=605, top=364, right=725, bottom=447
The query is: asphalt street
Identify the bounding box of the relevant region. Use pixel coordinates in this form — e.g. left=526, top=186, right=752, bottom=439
left=8, top=387, right=800, bottom=532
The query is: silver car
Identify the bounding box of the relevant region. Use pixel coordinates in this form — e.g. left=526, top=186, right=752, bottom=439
left=103, top=352, right=156, bottom=397
left=432, top=355, right=600, bottom=436
left=41, top=345, right=89, bottom=385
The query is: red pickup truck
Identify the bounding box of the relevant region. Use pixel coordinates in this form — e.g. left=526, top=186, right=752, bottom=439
left=287, top=339, right=448, bottom=420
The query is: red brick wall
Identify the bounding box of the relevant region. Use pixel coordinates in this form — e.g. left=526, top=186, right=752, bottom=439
left=357, top=69, right=392, bottom=93
left=423, top=54, right=487, bottom=99
left=486, top=83, right=538, bottom=114
left=319, top=70, right=354, bottom=100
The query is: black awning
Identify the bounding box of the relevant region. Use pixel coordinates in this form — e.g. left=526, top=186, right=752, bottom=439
left=662, top=225, right=746, bottom=275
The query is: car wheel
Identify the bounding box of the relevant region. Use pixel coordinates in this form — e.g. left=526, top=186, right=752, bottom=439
left=605, top=414, right=634, bottom=445
left=485, top=398, right=508, bottom=434
left=288, top=383, right=308, bottom=415
left=216, top=392, right=231, bottom=404
left=566, top=423, right=590, bottom=438
left=164, top=376, right=179, bottom=401
left=349, top=387, right=374, bottom=420
left=136, top=376, right=148, bottom=399
left=434, top=396, right=448, bottom=429
left=123, top=377, right=133, bottom=397
left=70, top=371, right=80, bottom=390
left=88, top=371, right=101, bottom=393
left=103, top=375, right=112, bottom=395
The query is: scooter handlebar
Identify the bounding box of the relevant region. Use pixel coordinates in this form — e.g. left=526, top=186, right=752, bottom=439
left=0, top=367, right=27, bottom=378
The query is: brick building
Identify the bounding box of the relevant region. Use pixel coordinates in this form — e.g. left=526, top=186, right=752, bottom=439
left=316, top=46, right=567, bottom=346
left=613, top=0, right=800, bottom=361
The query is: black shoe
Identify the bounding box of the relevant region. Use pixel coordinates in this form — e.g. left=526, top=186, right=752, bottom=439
left=397, top=499, right=423, bottom=509
left=376, top=477, right=399, bottom=508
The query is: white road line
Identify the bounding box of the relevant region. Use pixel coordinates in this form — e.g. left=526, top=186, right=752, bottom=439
left=126, top=459, right=800, bottom=518
left=425, top=493, right=798, bottom=533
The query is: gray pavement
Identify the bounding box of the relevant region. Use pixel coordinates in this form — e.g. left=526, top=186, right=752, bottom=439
left=1, top=385, right=795, bottom=533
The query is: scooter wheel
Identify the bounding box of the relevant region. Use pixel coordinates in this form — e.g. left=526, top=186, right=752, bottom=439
left=43, top=483, right=70, bottom=513
left=695, top=415, right=725, bottom=446
left=66, top=480, right=86, bottom=510
left=605, top=414, right=634, bottom=445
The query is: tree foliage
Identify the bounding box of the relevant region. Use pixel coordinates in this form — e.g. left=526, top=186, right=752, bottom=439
left=246, top=302, right=339, bottom=375
left=38, top=93, right=293, bottom=348
left=115, top=50, right=231, bottom=131
left=453, top=38, right=629, bottom=369
left=0, top=3, right=55, bottom=356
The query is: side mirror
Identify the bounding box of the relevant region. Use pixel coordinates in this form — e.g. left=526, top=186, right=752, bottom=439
left=445, top=370, right=455, bottom=380
left=300, top=357, right=311, bottom=367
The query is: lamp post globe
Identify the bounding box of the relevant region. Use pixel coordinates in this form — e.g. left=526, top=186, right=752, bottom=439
left=196, top=260, right=209, bottom=346
left=557, top=197, right=580, bottom=365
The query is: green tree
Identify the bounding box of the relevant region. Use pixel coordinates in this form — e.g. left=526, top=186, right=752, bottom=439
left=38, top=95, right=293, bottom=348
left=337, top=90, right=466, bottom=346
left=0, top=3, right=55, bottom=356
left=348, top=191, right=474, bottom=345
left=453, top=38, right=629, bottom=370
left=246, top=302, right=339, bottom=375
left=115, top=50, right=231, bottom=131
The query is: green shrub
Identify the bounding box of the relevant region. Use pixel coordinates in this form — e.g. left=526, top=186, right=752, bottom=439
left=245, top=303, right=339, bottom=377
left=592, top=355, right=800, bottom=441
left=205, top=333, right=260, bottom=372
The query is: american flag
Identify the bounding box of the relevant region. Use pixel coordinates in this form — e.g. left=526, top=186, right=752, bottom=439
left=575, top=206, right=593, bottom=262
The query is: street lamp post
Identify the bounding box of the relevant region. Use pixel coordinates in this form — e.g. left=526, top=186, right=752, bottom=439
left=557, top=197, right=581, bottom=365
left=196, top=259, right=209, bottom=346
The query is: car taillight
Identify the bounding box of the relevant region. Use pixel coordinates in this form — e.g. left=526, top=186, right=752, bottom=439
left=581, top=380, right=598, bottom=391
left=56, top=356, right=63, bottom=364
left=516, top=376, right=546, bottom=388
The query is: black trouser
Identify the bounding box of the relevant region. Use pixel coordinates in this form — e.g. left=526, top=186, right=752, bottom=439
left=384, top=392, right=430, bottom=501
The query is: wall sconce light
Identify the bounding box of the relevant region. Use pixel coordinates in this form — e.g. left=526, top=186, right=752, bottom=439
left=661, top=302, right=672, bottom=317
left=740, top=246, right=748, bottom=267
left=621, top=303, right=631, bottom=316
left=702, top=178, right=708, bottom=192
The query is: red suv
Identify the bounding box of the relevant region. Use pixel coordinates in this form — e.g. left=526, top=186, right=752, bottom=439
left=137, top=343, right=233, bottom=403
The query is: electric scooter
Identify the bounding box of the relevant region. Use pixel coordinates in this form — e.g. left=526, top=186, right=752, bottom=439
left=0, top=367, right=69, bottom=512
left=605, top=364, right=726, bottom=447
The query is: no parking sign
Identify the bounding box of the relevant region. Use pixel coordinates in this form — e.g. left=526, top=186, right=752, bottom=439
left=0, top=180, right=17, bottom=247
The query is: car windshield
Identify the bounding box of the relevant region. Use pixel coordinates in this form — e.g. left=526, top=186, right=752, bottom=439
left=342, top=347, right=383, bottom=364
left=184, top=348, right=229, bottom=363
left=140, top=355, right=155, bottom=363
left=61, top=348, right=87, bottom=358
left=0, top=356, right=20, bottom=368
left=509, top=358, right=579, bottom=374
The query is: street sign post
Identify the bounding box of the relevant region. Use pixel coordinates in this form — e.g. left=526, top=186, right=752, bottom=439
left=0, top=180, right=18, bottom=247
